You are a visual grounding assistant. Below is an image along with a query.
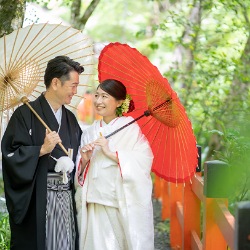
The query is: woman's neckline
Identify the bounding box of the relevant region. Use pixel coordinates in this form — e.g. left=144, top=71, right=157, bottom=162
left=100, top=117, right=120, bottom=127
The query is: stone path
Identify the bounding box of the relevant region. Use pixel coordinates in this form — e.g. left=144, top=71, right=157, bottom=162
left=153, top=197, right=171, bottom=250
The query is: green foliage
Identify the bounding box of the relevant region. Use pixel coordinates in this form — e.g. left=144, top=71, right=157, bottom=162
left=210, top=116, right=250, bottom=213
left=0, top=177, right=4, bottom=197
left=132, top=0, right=250, bottom=158
left=27, top=0, right=70, bottom=7
left=0, top=177, right=9, bottom=249
left=155, top=219, right=170, bottom=233
left=0, top=0, right=26, bottom=36
left=0, top=213, right=10, bottom=250
left=74, top=0, right=155, bottom=42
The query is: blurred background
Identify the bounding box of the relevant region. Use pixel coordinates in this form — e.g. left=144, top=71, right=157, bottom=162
left=0, top=0, right=249, bottom=248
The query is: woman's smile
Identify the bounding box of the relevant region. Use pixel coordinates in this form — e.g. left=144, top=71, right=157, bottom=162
left=94, top=87, right=123, bottom=123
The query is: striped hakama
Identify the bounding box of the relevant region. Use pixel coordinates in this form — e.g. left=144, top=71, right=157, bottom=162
left=46, top=173, right=76, bottom=250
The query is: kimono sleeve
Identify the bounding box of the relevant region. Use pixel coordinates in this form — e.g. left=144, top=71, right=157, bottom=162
left=1, top=107, right=41, bottom=224
left=74, top=122, right=98, bottom=188
left=117, top=123, right=153, bottom=183
left=115, top=122, right=154, bottom=250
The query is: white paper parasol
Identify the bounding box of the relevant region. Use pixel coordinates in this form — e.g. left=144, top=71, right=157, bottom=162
left=0, top=23, right=94, bottom=154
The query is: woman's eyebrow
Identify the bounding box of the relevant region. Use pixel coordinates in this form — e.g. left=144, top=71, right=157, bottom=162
left=97, top=92, right=109, bottom=96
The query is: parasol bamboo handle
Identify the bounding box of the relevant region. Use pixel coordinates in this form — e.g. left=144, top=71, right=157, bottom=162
left=21, top=96, right=69, bottom=156
left=105, top=110, right=151, bottom=139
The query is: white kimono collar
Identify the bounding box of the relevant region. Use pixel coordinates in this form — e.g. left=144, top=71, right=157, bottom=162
left=100, top=117, right=120, bottom=127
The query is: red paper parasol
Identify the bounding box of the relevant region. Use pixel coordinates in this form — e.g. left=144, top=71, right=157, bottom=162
left=98, top=42, right=198, bottom=183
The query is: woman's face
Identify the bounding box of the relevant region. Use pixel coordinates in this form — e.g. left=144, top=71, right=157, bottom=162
left=94, top=87, right=123, bottom=123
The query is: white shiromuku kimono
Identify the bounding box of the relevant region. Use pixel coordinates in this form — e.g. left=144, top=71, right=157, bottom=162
left=75, top=116, right=154, bottom=250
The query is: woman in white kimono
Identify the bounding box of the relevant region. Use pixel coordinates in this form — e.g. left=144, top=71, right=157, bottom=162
left=75, top=79, right=154, bottom=250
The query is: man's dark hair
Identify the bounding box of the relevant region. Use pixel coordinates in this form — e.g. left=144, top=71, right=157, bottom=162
left=44, top=56, right=84, bottom=88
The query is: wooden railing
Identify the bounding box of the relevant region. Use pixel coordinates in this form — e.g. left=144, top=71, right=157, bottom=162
left=154, top=160, right=250, bottom=250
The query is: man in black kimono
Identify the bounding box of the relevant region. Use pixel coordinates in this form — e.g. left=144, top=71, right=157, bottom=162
left=1, top=56, right=84, bottom=250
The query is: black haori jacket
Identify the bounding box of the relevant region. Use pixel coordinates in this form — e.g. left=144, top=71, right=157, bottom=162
left=1, top=94, right=82, bottom=250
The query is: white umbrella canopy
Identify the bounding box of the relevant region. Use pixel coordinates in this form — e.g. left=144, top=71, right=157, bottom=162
left=0, top=23, right=95, bottom=148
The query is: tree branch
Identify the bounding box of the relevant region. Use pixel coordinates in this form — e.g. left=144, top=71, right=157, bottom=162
left=71, top=0, right=101, bottom=30
left=0, top=0, right=26, bottom=37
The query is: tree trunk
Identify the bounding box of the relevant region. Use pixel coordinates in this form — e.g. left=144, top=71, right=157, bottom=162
left=71, top=0, right=101, bottom=30
left=0, top=0, right=26, bottom=37
left=177, top=0, right=202, bottom=106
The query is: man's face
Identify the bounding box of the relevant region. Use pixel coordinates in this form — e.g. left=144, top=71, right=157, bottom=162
left=55, top=71, right=79, bottom=105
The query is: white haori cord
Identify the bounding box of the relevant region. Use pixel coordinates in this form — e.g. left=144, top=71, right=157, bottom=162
left=50, top=149, right=74, bottom=184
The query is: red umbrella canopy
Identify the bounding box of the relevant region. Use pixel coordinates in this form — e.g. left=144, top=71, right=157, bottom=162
left=98, top=42, right=198, bottom=183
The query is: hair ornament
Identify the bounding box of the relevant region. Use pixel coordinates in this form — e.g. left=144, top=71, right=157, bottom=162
left=116, top=94, right=135, bottom=117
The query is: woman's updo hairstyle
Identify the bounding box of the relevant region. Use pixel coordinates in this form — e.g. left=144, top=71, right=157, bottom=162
left=98, top=79, right=126, bottom=100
